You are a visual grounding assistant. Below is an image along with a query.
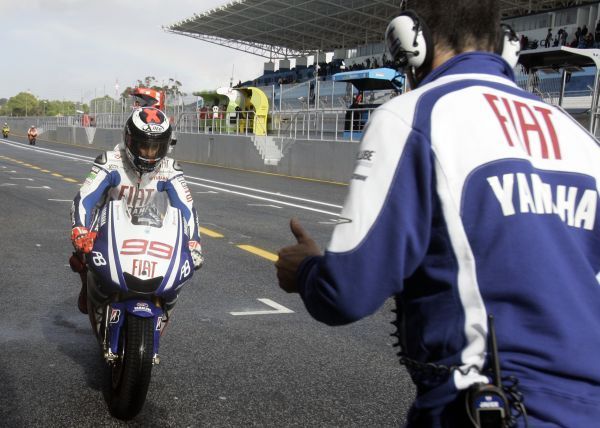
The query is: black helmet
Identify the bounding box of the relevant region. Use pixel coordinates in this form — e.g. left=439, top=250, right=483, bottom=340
left=123, top=107, right=172, bottom=173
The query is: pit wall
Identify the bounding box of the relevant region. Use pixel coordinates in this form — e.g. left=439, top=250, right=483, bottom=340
left=51, top=126, right=359, bottom=183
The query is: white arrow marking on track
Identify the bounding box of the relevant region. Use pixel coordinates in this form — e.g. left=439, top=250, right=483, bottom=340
left=230, top=298, right=294, bottom=316
left=196, top=190, right=218, bottom=194
left=0, top=170, right=17, bottom=173
left=10, top=177, right=34, bottom=181
left=26, top=186, right=51, bottom=189
left=0, top=183, right=17, bottom=186
left=247, top=203, right=282, bottom=209
left=318, top=218, right=349, bottom=224
left=48, top=199, right=72, bottom=202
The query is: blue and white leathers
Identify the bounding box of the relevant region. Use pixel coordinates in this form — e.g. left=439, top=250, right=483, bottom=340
left=71, top=143, right=201, bottom=243
left=297, top=52, right=600, bottom=426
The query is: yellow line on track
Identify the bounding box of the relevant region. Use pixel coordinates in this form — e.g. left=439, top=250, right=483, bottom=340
left=237, top=244, right=278, bottom=262
left=199, top=227, right=224, bottom=238
left=0, top=154, right=81, bottom=183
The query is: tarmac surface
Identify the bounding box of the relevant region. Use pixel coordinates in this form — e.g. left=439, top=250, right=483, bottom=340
left=0, top=135, right=414, bottom=427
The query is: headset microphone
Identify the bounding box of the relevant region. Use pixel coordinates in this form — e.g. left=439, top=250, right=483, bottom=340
left=385, top=13, right=521, bottom=87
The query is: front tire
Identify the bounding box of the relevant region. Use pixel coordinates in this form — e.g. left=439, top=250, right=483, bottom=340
left=108, top=315, right=154, bottom=420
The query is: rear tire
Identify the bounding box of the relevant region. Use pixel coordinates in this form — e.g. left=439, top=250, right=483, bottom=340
left=108, top=315, right=154, bottom=420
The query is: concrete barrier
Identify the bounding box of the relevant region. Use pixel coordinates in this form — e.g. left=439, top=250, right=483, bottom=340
left=49, top=126, right=357, bottom=183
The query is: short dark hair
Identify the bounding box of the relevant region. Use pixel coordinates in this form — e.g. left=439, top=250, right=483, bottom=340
left=410, top=0, right=501, bottom=52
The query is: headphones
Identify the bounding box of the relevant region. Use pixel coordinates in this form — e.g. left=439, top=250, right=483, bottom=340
left=385, top=10, right=521, bottom=86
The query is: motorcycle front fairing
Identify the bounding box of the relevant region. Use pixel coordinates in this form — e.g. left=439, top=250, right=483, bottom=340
left=88, top=200, right=194, bottom=356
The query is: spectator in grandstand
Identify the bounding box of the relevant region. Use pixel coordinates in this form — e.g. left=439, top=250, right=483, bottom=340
left=596, top=21, right=600, bottom=46
left=275, top=0, right=600, bottom=426
left=519, top=34, right=528, bottom=50
left=584, top=32, right=594, bottom=48
left=560, top=28, right=568, bottom=46
left=544, top=28, right=553, bottom=47
left=582, top=24, right=589, bottom=37
left=575, top=26, right=582, bottom=43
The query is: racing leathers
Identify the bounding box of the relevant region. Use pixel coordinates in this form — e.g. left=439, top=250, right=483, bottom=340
left=71, top=143, right=203, bottom=267
left=295, top=52, right=600, bottom=426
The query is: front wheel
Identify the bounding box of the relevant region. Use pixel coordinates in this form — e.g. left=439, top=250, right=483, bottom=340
left=108, top=315, right=154, bottom=420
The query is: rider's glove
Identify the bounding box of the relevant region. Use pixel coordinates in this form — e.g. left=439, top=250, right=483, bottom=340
left=188, top=240, right=204, bottom=270
left=71, top=226, right=96, bottom=254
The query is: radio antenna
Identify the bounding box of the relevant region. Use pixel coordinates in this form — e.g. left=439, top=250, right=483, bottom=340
left=488, top=314, right=503, bottom=389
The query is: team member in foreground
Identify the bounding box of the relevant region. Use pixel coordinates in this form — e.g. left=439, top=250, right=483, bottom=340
left=276, top=0, right=600, bottom=425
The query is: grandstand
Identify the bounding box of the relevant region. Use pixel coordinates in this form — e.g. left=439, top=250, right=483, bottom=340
left=164, top=0, right=600, bottom=136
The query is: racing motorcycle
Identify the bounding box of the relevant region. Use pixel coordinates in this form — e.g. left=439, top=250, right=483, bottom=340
left=86, top=199, right=195, bottom=420
left=2, top=128, right=8, bottom=138
left=28, top=134, right=36, bottom=145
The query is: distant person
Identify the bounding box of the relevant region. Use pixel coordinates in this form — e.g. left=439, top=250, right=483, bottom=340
left=2, top=122, right=9, bottom=138
left=560, top=28, right=568, bottom=46
left=544, top=28, right=553, bottom=47
left=575, top=26, right=582, bottom=42
left=519, top=34, right=528, bottom=50
left=27, top=125, right=38, bottom=145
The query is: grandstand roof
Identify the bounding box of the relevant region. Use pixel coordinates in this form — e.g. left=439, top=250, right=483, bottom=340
left=165, top=0, right=598, bottom=59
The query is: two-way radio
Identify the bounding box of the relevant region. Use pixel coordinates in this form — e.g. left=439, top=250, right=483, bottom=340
left=465, top=314, right=511, bottom=427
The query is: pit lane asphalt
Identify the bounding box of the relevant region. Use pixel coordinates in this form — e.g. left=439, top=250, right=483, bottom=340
left=0, top=135, right=414, bottom=427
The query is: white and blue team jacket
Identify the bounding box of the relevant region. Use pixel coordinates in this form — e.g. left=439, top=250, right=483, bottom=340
left=297, top=52, right=600, bottom=426
left=71, top=144, right=201, bottom=243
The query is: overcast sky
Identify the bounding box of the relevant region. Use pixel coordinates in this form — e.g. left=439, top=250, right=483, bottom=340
left=0, top=0, right=266, bottom=103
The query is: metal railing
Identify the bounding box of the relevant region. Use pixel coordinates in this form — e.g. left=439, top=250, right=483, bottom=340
left=174, top=108, right=373, bottom=141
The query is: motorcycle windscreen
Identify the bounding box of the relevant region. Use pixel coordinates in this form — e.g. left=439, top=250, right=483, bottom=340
left=91, top=200, right=194, bottom=294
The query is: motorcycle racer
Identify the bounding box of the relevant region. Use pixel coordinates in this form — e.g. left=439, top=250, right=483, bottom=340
left=27, top=125, right=38, bottom=145
left=70, top=107, right=203, bottom=314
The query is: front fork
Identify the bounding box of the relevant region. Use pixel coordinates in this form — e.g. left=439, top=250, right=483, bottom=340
left=101, top=301, right=165, bottom=365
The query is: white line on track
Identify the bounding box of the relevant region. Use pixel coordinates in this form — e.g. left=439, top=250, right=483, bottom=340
left=0, top=139, right=95, bottom=162
left=48, top=199, right=72, bottom=202
left=230, top=298, right=294, bottom=316
left=0, top=139, right=342, bottom=216
left=189, top=181, right=341, bottom=216
left=247, top=203, right=282, bottom=209
left=186, top=175, right=342, bottom=209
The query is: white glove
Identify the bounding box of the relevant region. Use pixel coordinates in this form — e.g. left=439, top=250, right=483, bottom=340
left=189, top=240, right=204, bottom=270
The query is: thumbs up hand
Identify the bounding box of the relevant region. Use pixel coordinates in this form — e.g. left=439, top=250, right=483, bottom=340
left=276, top=218, right=322, bottom=293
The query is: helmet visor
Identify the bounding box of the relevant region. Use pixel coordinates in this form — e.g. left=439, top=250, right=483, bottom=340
left=129, top=135, right=169, bottom=161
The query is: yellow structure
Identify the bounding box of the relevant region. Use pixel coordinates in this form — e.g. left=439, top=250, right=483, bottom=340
left=241, top=87, right=268, bottom=136
left=216, top=86, right=269, bottom=136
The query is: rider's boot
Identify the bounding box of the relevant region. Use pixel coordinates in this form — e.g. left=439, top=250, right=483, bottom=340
left=69, top=252, right=88, bottom=314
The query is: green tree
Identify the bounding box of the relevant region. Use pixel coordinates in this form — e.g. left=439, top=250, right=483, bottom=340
left=5, top=92, right=39, bottom=116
